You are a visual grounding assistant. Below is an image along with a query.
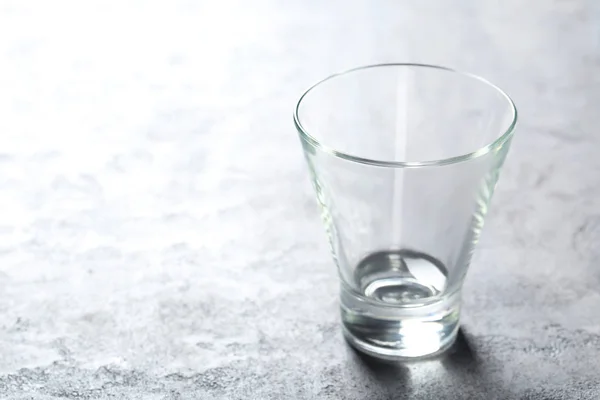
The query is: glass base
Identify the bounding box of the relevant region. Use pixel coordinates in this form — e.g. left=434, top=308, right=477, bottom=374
left=340, top=285, right=461, bottom=360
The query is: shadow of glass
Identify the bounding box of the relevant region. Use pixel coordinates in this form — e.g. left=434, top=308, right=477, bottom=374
left=440, top=327, right=512, bottom=398
left=442, top=327, right=479, bottom=368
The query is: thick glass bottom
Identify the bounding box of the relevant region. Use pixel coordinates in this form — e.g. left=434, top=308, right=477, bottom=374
left=341, top=288, right=460, bottom=360
left=341, top=249, right=461, bottom=360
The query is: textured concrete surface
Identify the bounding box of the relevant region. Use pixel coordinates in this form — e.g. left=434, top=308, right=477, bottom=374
left=0, top=0, right=599, bottom=399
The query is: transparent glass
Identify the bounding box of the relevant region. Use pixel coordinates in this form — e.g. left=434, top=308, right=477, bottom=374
left=294, top=64, right=517, bottom=360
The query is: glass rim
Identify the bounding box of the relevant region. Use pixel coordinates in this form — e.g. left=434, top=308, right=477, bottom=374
left=293, top=63, right=518, bottom=168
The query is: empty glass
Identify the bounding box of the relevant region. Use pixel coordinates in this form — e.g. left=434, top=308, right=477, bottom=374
left=294, top=64, right=517, bottom=359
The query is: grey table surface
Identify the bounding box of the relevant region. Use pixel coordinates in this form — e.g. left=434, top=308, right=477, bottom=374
left=1, top=0, right=599, bottom=399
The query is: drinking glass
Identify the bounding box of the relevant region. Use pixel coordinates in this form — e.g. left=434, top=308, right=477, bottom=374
left=294, top=64, right=517, bottom=359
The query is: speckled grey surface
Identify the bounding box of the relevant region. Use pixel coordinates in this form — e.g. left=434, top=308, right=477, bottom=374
left=0, top=0, right=599, bottom=399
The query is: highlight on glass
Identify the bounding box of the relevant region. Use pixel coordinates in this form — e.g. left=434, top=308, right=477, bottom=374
left=294, top=63, right=517, bottom=359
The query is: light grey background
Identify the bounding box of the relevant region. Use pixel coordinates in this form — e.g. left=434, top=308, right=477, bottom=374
left=0, top=0, right=599, bottom=398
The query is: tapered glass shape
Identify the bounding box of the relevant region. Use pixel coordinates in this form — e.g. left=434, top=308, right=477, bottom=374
left=294, top=64, right=517, bottom=359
